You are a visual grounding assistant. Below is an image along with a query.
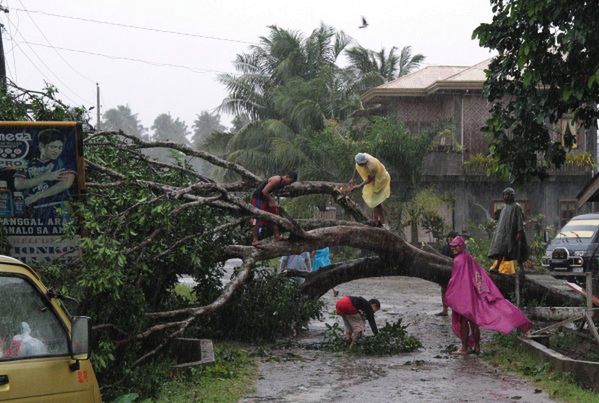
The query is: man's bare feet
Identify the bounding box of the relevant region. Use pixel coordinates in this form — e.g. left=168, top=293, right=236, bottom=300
left=435, top=311, right=448, bottom=317
left=451, top=348, right=469, bottom=355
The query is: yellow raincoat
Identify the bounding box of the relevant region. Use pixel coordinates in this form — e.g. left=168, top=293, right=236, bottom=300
left=355, top=153, right=391, bottom=208
left=489, top=259, right=516, bottom=275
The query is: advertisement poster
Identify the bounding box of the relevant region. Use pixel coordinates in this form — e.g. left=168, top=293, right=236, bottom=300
left=0, top=122, right=85, bottom=264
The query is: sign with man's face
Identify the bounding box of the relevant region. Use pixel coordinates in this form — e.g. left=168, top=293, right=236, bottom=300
left=0, top=122, right=84, bottom=264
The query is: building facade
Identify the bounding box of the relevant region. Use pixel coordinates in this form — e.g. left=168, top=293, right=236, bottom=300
left=362, top=60, right=597, bottom=240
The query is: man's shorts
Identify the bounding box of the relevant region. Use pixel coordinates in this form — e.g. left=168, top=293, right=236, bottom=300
left=250, top=196, right=279, bottom=227
left=341, top=313, right=366, bottom=336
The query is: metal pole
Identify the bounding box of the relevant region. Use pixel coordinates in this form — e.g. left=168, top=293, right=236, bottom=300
left=0, top=24, right=7, bottom=91
left=96, top=83, right=100, bottom=130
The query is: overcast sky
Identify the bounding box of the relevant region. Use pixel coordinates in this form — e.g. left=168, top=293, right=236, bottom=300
left=1, top=0, right=493, bottom=131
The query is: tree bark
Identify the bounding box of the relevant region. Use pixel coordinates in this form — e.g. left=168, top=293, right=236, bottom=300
left=227, top=226, right=582, bottom=307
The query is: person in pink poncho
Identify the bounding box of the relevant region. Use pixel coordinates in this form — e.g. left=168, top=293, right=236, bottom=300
left=445, top=235, right=532, bottom=355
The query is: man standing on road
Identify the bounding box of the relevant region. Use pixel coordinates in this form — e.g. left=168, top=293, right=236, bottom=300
left=335, top=295, right=380, bottom=346
left=488, top=187, right=528, bottom=274
left=280, top=251, right=311, bottom=285
left=280, top=251, right=312, bottom=273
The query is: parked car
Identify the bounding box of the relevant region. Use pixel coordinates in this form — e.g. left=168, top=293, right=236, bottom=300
left=542, top=213, right=599, bottom=274
left=0, top=255, right=101, bottom=402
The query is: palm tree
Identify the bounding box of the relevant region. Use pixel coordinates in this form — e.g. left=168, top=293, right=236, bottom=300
left=346, top=45, right=425, bottom=93
left=216, top=24, right=361, bottom=176
left=218, top=24, right=355, bottom=124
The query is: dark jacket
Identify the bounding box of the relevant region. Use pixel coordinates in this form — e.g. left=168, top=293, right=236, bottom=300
left=349, top=296, right=378, bottom=334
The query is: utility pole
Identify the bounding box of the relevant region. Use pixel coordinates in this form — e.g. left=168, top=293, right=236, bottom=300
left=0, top=4, right=9, bottom=91
left=96, top=83, right=100, bottom=130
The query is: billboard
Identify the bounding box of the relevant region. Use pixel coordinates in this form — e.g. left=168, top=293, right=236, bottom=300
left=0, top=122, right=85, bottom=264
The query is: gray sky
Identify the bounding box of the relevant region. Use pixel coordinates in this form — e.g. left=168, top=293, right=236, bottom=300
left=1, top=0, right=492, bottom=131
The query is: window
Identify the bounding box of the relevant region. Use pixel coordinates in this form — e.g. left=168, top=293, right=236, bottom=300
left=0, top=276, right=68, bottom=360
left=558, top=117, right=578, bottom=149
left=560, top=200, right=577, bottom=228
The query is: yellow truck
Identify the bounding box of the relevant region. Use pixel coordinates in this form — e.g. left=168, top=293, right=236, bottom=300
left=0, top=255, right=101, bottom=402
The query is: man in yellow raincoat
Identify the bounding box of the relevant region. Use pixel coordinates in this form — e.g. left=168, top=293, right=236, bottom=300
left=347, top=153, right=391, bottom=226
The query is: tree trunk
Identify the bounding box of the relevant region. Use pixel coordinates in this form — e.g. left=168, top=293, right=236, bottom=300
left=228, top=226, right=582, bottom=306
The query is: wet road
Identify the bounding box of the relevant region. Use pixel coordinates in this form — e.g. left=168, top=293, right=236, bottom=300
left=241, top=276, right=554, bottom=403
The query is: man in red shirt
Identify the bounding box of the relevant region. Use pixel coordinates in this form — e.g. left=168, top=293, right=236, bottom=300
left=335, top=295, right=380, bottom=346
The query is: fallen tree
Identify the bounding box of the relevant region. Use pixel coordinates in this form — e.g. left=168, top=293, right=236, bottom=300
left=79, top=131, right=582, bottom=369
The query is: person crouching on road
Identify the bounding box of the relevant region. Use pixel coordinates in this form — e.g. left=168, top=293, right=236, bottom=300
left=335, top=295, right=380, bottom=347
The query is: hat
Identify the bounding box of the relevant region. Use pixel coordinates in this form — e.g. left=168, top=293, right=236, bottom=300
left=449, top=235, right=466, bottom=248
left=503, top=187, right=515, bottom=195
left=355, top=153, right=368, bottom=165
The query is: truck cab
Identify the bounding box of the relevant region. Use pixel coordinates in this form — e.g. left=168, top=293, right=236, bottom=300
left=0, top=255, right=101, bottom=402
left=542, top=213, right=599, bottom=274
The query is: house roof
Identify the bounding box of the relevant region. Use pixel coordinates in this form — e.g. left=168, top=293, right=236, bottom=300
left=362, top=59, right=491, bottom=103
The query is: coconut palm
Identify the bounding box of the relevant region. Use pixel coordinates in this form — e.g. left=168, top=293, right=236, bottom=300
left=218, top=24, right=355, bottom=124
left=346, top=45, right=425, bottom=93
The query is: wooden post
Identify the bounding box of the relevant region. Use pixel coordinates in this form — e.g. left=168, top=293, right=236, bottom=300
left=586, top=272, right=593, bottom=311
left=515, top=261, right=522, bottom=306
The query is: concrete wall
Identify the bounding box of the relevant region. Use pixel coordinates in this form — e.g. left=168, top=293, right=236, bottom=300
left=387, top=91, right=596, bottom=242
left=424, top=174, right=592, bottom=238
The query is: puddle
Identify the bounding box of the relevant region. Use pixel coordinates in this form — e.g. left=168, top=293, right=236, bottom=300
left=241, top=276, right=555, bottom=402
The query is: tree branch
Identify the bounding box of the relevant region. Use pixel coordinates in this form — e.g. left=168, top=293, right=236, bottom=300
left=87, top=131, right=263, bottom=184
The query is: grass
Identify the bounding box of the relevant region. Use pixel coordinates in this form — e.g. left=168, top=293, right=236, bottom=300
left=155, top=342, right=257, bottom=403
left=482, top=334, right=599, bottom=403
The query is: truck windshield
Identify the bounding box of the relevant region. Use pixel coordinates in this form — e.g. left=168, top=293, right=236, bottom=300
left=0, top=276, right=68, bottom=361
left=556, top=219, right=599, bottom=239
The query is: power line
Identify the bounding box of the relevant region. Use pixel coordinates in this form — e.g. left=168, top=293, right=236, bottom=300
left=4, top=1, right=18, bottom=81
left=12, top=7, right=258, bottom=46
left=21, top=40, right=232, bottom=75
left=11, top=42, right=82, bottom=106
left=16, top=0, right=95, bottom=84
left=7, top=21, right=94, bottom=105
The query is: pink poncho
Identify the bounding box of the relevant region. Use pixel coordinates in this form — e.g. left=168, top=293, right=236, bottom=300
left=445, top=240, right=531, bottom=344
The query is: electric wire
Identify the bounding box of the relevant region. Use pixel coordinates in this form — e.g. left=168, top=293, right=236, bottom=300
left=16, top=0, right=95, bottom=84
left=7, top=20, right=94, bottom=105
left=11, top=41, right=82, bottom=106
left=21, top=40, right=231, bottom=75
left=12, top=7, right=258, bottom=45
left=5, top=1, right=18, bottom=81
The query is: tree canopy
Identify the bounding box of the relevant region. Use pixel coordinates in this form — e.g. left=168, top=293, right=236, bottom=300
left=192, top=111, right=226, bottom=149
left=473, top=0, right=599, bottom=181
left=345, top=45, right=425, bottom=92
left=151, top=113, right=190, bottom=145
left=102, top=105, right=147, bottom=139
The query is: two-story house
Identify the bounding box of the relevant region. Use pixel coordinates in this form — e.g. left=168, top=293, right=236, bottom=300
left=361, top=59, right=597, bottom=240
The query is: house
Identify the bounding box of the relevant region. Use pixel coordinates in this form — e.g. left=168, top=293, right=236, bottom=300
left=362, top=59, right=597, bottom=240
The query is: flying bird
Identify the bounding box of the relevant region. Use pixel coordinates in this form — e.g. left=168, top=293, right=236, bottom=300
left=359, top=16, right=368, bottom=29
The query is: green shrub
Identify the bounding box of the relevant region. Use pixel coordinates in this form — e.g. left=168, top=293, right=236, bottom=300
left=192, top=269, right=324, bottom=342
left=321, top=319, right=422, bottom=355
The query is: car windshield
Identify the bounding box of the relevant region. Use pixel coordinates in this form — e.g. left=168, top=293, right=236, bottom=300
left=556, top=219, right=599, bottom=239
